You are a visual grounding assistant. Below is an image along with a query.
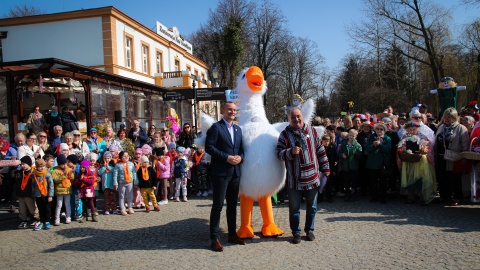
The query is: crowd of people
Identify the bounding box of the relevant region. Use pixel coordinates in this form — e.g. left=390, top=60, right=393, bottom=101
left=0, top=104, right=204, bottom=231
left=1, top=100, right=479, bottom=249
left=307, top=102, right=479, bottom=208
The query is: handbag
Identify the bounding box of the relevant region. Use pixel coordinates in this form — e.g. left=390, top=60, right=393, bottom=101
left=443, top=137, right=461, bottom=161
left=444, top=149, right=461, bottom=162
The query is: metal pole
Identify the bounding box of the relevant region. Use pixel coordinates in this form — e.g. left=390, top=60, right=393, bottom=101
left=192, top=79, right=197, bottom=134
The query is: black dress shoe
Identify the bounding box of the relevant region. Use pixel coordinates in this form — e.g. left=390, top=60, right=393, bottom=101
left=211, top=239, right=224, bottom=252
left=228, top=235, right=246, bottom=245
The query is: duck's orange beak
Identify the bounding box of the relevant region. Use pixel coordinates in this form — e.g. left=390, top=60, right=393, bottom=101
left=246, top=66, right=264, bottom=92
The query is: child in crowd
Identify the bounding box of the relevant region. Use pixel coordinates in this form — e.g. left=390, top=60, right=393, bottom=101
left=74, top=160, right=98, bottom=222
left=192, top=145, right=209, bottom=197
left=173, top=146, right=188, bottom=202
left=137, top=155, right=159, bottom=212
left=32, top=159, right=54, bottom=230
left=132, top=148, right=145, bottom=208
left=85, top=152, right=100, bottom=214
left=154, top=148, right=170, bottom=205
left=109, top=144, right=120, bottom=163
left=54, top=143, right=70, bottom=166
left=43, top=154, right=56, bottom=223
left=15, top=156, right=39, bottom=229
left=44, top=154, right=55, bottom=173
left=320, top=135, right=338, bottom=203
left=98, top=151, right=118, bottom=215
left=339, top=129, right=363, bottom=202
left=67, top=154, right=82, bottom=221
left=113, top=151, right=138, bottom=215
left=51, top=154, right=74, bottom=225
left=166, top=142, right=177, bottom=200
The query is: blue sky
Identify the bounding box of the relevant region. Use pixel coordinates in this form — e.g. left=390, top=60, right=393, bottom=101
left=1, top=0, right=478, bottom=70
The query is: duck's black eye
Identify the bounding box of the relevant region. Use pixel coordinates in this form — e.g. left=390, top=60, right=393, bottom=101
left=242, top=74, right=246, bottom=79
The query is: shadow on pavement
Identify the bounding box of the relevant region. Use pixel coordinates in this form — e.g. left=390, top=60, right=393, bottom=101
left=319, top=200, right=480, bottom=233
left=43, top=217, right=210, bottom=252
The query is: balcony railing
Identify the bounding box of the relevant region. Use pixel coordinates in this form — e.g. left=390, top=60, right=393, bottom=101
left=163, top=71, right=182, bottom=78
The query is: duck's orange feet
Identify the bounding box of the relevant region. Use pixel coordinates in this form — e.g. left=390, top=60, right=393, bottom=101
left=261, top=223, right=284, bottom=237
left=237, top=225, right=254, bottom=239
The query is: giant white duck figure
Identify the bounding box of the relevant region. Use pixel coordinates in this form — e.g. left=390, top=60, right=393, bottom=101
left=196, top=66, right=316, bottom=238
left=234, top=66, right=285, bottom=237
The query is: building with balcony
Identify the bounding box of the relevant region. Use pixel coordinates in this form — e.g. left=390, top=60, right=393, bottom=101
left=0, top=6, right=220, bottom=140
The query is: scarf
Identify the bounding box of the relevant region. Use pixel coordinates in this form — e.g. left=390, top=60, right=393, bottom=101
left=123, top=162, right=132, bottom=183
left=50, top=112, right=58, bottom=117
left=34, top=170, right=48, bottom=196
left=21, top=169, right=33, bottom=190
left=193, top=152, right=205, bottom=166
left=141, top=167, right=149, bottom=181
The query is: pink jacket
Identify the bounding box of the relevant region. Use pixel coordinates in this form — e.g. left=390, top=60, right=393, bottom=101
left=156, top=156, right=170, bottom=179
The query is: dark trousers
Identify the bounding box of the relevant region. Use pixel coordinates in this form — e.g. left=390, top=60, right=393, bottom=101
left=369, top=169, right=387, bottom=201
left=35, top=197, right=51, bottom=223
left=81, top=197, right=96, bottom=215
left=343, top=170, right=358, bottom=195
left=436, top=157, right=463, bottom=201
left=209, top=174, right=240, bottom=240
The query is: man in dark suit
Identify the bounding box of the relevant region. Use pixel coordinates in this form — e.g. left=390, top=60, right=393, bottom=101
left=206, top=101, right=245, bottom=252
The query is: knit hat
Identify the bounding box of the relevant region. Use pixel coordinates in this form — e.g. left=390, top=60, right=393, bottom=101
left=141, top=144, right=152, bottom=155
left=153, top=147, right=165, bottom=156
left=67, top=154, right=78, bottom=164
left=35, top=159, right=46, bottom=167
left=80, top=159, right=90, bottom=168
left=382, top=117, right=392, bottom=123
left=374, top=122, right=388, bottom=132
left=141, top=155, right=149, bottom=164
left=20, top=156, right=32, bottom=167
left=169, top=142, right=176, bottom=149
left=103, top=151, right=112, bottom=159
left=86, top=152, right=98, bottom=162
left=176, top=146, right=185, bottom=154
left=109, top=144, right=119, bottom=152
left=135, top=148, right=143, bottom=154
left=57, top=154, right=67, bottom=165
left=60, top=143, right=69, bottom=151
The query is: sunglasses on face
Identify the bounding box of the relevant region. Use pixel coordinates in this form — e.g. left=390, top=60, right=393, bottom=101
left=375, top=128, right=384, bottom=131
left=74, top=134, right=81, bottom=137
left=38, top=135, right=46, bottom=138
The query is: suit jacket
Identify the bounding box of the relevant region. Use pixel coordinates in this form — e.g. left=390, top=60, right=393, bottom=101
left=205, top=119, right=244, bottom=177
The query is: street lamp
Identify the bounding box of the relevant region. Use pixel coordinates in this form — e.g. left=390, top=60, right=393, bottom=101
left=212, top=67, right=219, bottom=87
left=212, top=68, right=220, bottom=120
left=192, top=75, right=201, bottom=135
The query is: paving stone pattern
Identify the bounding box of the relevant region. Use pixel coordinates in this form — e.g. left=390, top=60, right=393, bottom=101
left=0, top=196, right=479, bottom=270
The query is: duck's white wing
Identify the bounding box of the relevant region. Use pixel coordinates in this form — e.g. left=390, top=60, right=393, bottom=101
left=194, top=114, right=216, bottom=148
left=301, top=98, right=316, bottom=123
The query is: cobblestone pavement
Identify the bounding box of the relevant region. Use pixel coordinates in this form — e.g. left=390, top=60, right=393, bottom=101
left=0, top=195, right=479, bottom=270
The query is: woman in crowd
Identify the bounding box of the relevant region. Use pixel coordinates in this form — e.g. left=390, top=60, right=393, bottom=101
left=398, top=121, right=436, bottom=205
left=177, top=123, right=196, bottom=148
left=366, top=122, right=391, bottom=204
left=161, top=126, right=176, bottom=146
left=434, top=107, right=469, bottom=206
left=37, top=131, right=54, bottom=156
left=356, top=121, right=373, bottom=196
left=103, top=127, right=116, bottom=150
left=147, top=125, right=157, bottom=145
left=461, top=116, right=475, bottom=135
left=27, top=105, right=47, bottom=135
left=71, top=130, right=90, bottom=158
left=351, top=115, right=362, bottom=131
left=113, top=129, right=128, bottom=152
left=17, top=132, right=44, bottom=164
left=343, top=115, right=353, bottom=130
left=45, top=105, right=62, bottom=136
